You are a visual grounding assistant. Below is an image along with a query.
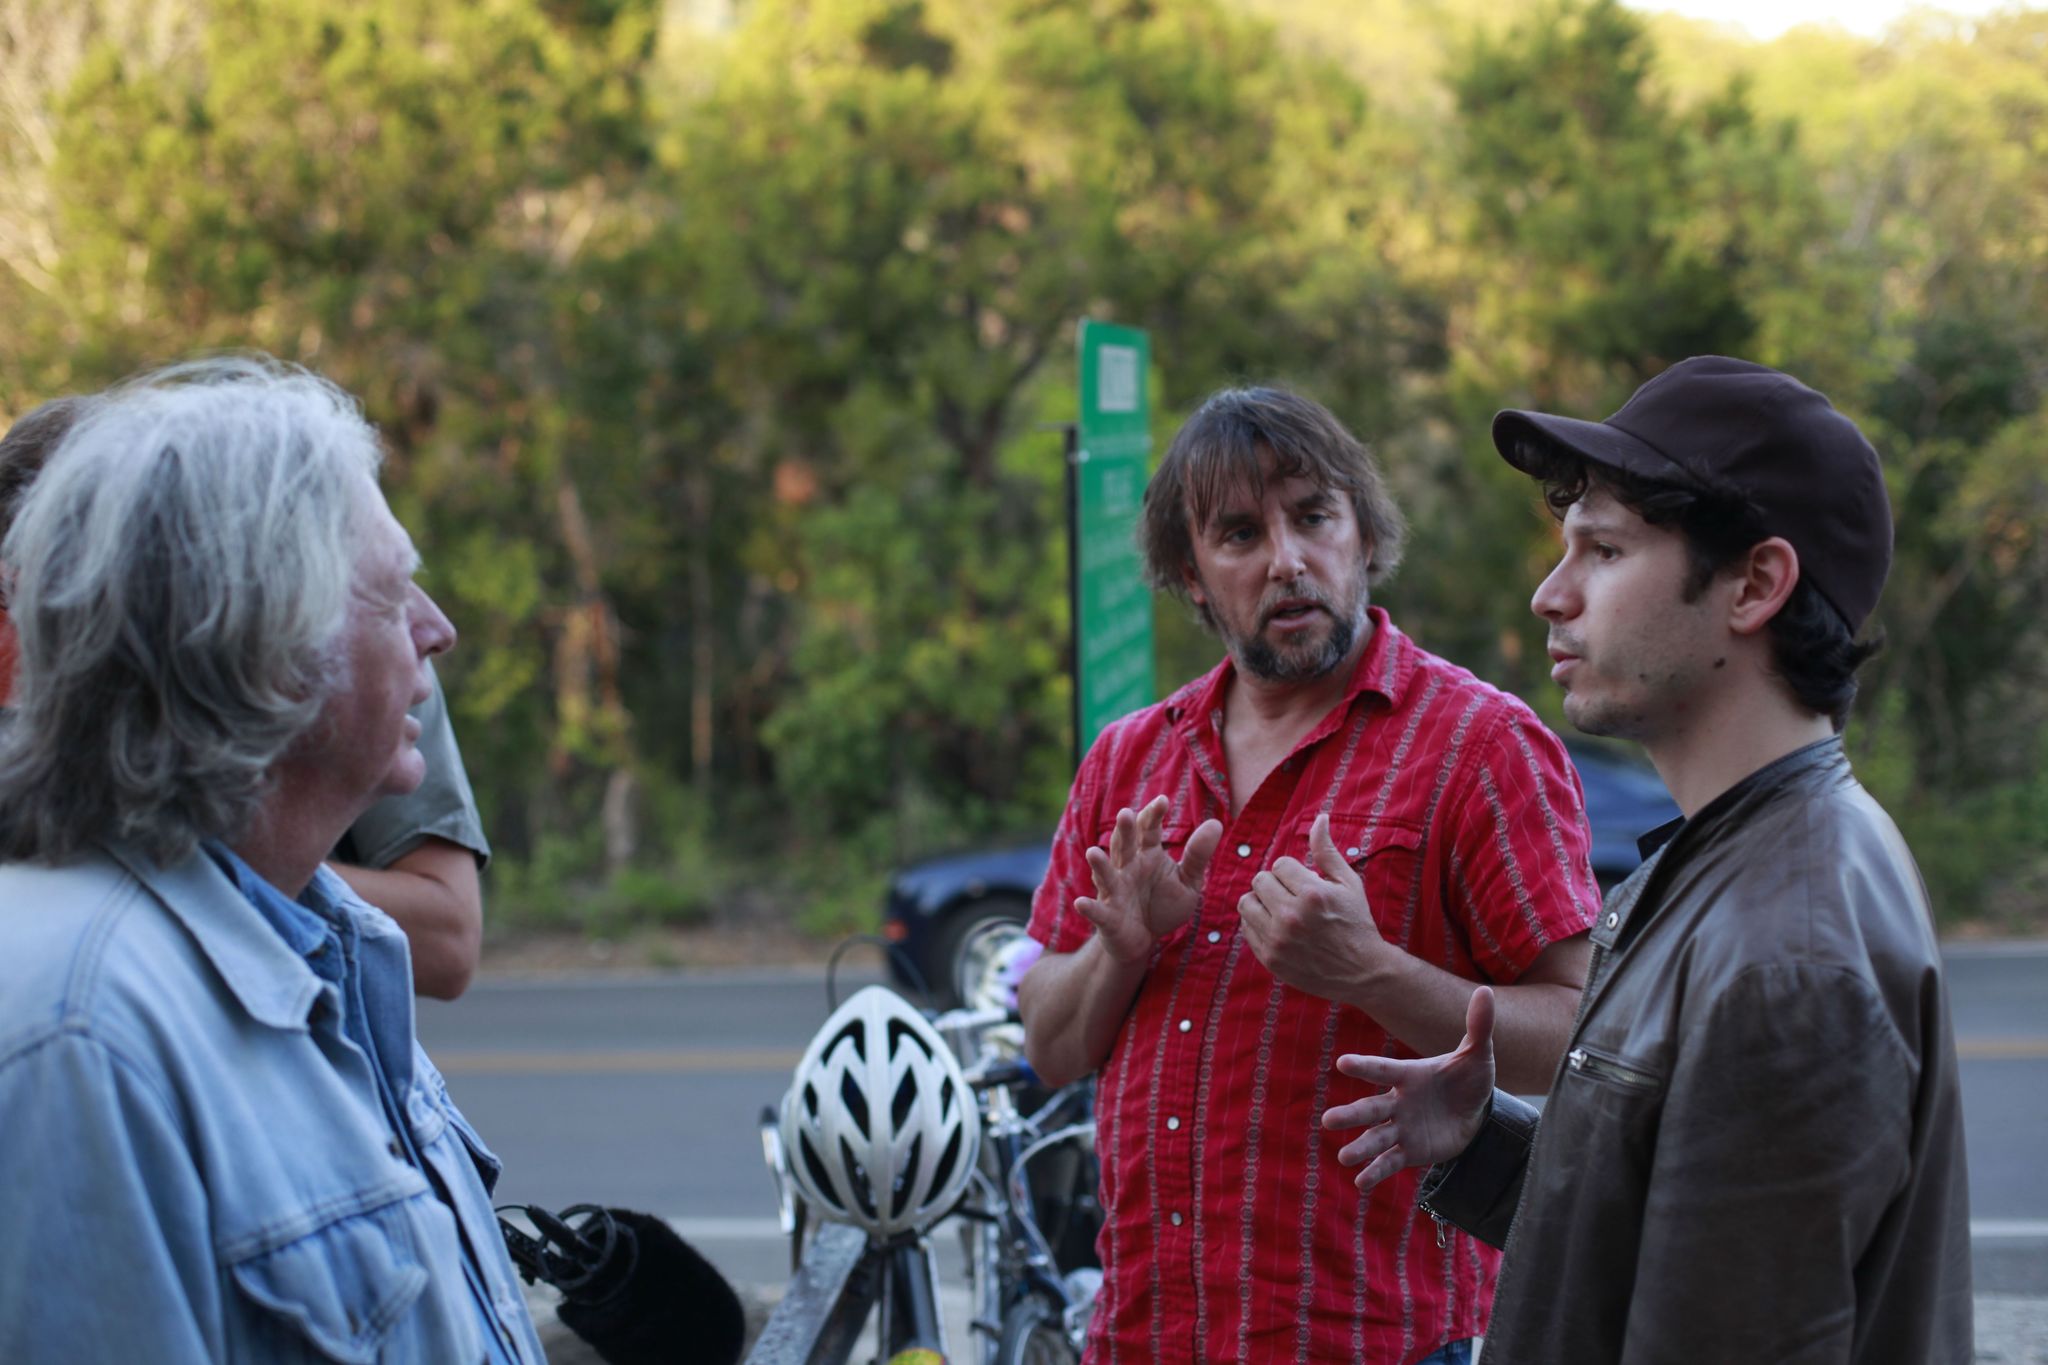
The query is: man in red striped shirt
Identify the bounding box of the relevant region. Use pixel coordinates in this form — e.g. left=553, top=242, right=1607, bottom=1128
left=1019, top=387, right=1599, bottom=1364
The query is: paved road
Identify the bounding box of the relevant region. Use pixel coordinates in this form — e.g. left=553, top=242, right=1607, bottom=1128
left=419, top=944, right=2048, bottom=1301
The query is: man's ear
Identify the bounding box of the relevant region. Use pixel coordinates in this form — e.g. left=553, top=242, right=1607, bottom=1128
left=1726, top=537, right=1801, bottom=637
left=1181, top=559, right=1207, bottom=607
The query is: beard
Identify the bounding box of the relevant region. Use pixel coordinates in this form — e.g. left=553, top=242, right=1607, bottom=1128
left=1549, top=630, right=1641, bottom=739
left=1237, top=608, right=1358, bottom=682
left=1561, top=689, right=1654, bottom=742
left=1550, top=618, right=1709, bottom=744
left=1215, top=561, right=1372, bottom=684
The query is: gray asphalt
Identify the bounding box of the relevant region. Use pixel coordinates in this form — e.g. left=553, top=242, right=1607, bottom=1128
left=417, top=945, right=2048, bottom=1300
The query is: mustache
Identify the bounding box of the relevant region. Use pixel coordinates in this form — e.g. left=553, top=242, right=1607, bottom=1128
left=1259, top=581, right=1334, bottom=625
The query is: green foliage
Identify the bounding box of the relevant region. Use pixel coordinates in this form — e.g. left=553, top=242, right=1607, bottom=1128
left=490, top=777, right=733, bottom=932
left=600, top=866, right=718, bottom=929
left=1858, top=691, right=2048, bottom=924
left=3, top=0, right=2044, bottom=932
left=794, top=860, right=895, bottom=940
left=488, top=826, right=611, bottom=931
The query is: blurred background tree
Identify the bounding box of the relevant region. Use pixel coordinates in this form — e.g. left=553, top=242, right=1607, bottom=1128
left=2, top=0, right=2041, bottom=932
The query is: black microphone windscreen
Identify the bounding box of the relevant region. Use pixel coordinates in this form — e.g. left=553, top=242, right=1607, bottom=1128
left=555, top=1209, right=746, bottom=1365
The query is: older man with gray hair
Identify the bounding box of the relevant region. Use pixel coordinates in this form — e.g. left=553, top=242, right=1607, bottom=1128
left=0, top=393, right=493, bottom=1001
left=0, top=357, right=545, bottom=1362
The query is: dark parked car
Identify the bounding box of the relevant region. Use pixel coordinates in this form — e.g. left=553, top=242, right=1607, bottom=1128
left=882, top=738, right=1679, bottom=1009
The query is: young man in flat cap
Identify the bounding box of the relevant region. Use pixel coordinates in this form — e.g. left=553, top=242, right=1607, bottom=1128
left=1325, top=356, right=1973, bottom=1363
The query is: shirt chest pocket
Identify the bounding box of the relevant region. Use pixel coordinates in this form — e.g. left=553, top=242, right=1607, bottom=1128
left=225, top=1190, right=481, bottom=1365
left=1281, top=815, right=1425, bottom=933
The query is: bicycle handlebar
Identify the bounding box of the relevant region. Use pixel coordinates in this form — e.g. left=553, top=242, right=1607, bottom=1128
left=967, top=1056, right=1039, bottom=1091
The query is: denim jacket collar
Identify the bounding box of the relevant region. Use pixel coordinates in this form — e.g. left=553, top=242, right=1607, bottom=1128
left=99, top=839, right=324, bottom=1032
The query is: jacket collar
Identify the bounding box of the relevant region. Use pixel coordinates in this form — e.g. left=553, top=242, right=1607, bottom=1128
left=1595, top=736, right=1848, bottom=954
left=1674, top=735, right=1847, bottom=842
left=100, top=839, right=324, bottom=1032
left=1634, top=736, right=1849, bottom=858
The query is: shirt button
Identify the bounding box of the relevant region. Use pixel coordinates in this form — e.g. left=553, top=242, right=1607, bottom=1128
left=1178, top=1018, right=1193, bottom=1033
left=387, top=1139, right=403, bottom=1159
left=1345, top=846, right=1360, bottom=859
left=1167, top=1116, right=1181, bottom=1131
left=1170, top=1212, right=1184, bottom=1227
left=1605, top=912, right=1619, bottom=929
left=1236, top=843, right=1252, bottom=858
left=1207, top=930, right=1222, bottom=944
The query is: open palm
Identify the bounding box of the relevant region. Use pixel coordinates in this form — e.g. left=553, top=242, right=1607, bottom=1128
left=1075, top=796, right=1223, bottom=965
left=1322, top=986, right=1498, bottom=1192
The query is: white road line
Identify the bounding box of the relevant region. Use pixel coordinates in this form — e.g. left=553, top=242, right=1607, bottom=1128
left=668, top=1216, right=789, bottom=1241
left=434, top=1047, right=802, bottom=1074
left=1957, top=1038, right=2048, bottom=1059
left=435, top=1036, right=2048, bottom=1073
left=1974, top=1220, right=2048, bottom=1240
left=461, top=942, right=2041, bottom=985
left=664, top=1217, right=2048, bottom=1244
left=1941, top=940, right=2048, bottom=959
left=463, top=966, right=875, bottom=990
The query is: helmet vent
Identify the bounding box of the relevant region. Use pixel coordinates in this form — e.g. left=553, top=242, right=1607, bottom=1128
left=840, top=1137, right=876, bottom=1220
left=828, top=1020, right=865, bottom=1062
left=892, top=1134, right=923, bottom=1220
left=891, top=1070, right=917, bottom=1133
left=929, top=1124, right=963, bottom=1200
left=888, top=1016, right=931, bottom=1060
left=799, top=1132, right=838, bottom=1211
left=839, top=1071, right=869, bottom=1133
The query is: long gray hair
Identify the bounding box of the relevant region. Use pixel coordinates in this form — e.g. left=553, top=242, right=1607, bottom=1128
left=0, top=355, right=382, bottom=865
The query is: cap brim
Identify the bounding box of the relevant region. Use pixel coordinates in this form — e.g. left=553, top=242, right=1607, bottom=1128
left=1492, top=409, right=1702, bottom=490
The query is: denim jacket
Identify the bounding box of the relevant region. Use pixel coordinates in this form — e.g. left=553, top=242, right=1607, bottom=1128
left=0, top=844, right=547, bottom=1364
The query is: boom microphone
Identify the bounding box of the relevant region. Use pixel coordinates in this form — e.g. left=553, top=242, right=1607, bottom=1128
left=500, top=1204, right=746, bottom=1365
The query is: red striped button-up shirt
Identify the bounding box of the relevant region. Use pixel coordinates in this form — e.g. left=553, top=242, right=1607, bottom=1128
left=1028, top=610, right=1600, bottom=1364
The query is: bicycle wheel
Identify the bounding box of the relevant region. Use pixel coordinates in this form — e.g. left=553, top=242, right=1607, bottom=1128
left=995, top=1297, right=1078, bottom=1365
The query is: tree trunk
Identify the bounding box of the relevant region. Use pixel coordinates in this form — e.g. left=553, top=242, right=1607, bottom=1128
left=687, top=464, right=715, bottom=797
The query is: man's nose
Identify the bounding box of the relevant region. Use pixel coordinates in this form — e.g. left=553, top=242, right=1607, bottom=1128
left=1266, top=522, right=1307, bottom=581
left=1530, top=560, right=1573, bottom=621
left=410, top=583, right=457, bottom=659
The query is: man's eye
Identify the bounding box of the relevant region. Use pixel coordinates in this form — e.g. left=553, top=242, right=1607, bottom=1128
left=1224, top=526, right=1255, bottom=544
left=1299, top=512, right=1328, bottom=528
left=1594, top=543, right=1620, bottom=561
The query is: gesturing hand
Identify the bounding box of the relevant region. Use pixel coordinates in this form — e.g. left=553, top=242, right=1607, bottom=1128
left=1322, top=985, right=1497, bottom=1193
left=1075, top=796, right=1223, bottom=965
left=1237, top=812, right=1390, bottom=1004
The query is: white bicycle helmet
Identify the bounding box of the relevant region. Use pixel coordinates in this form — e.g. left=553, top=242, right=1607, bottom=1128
left=780, top=985, right=981, bottom=1240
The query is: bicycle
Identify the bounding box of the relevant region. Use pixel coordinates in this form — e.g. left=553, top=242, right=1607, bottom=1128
left=942, top=1006, right=1099, bottom=1365
left=747, top=941, right=1100, bottom=1365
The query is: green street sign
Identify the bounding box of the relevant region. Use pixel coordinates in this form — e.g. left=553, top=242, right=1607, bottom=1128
left=1070, top=320, right=1154, bottom=759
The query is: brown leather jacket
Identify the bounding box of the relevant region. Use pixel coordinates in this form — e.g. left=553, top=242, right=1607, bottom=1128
left=1420, top=738, right=1973, bottom=1363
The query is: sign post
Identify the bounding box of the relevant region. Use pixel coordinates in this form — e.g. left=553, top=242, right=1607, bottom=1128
left=1069, top=320, right=1154, bottom=766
